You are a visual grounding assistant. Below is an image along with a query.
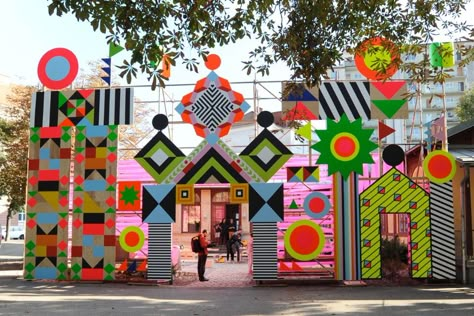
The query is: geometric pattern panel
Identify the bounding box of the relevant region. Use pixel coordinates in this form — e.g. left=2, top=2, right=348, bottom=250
left=252, top=222, right=278, bottom=280
left=134, top=130, right=185, bottom=184
left=430, top=181, right=456, bottom=280
left=176, top=184, right=195, bottom=205
left=24, top=126, right=71, bottom=280
left=240, top=129, right=293, bottom=182
left=70, top=125, right=117, bottom=281
left=286, top=166, right=320, bottom=183
left=142, top=184, right=176, bottom=223
left=147, top=223, right=172, bottom=281
left=230, top=183, right=249, bottom=204
left=170, top=139, right=258, bottom=184
left=333, top=173, right=360, bottom=281
left=370, top=81, right=408, bottom=119
left=360, top=168, right=431, bottom=279
left=281, top=81, right=318, bottom=119
left=318, top=81, right=371, bottom=121
left=30, top=88, right=134, bottom=127
left=175, top=71, right=250, bottom=144
left=117, top=181, right=141, bottom=211
left=249, top=183, right=284, bottom=223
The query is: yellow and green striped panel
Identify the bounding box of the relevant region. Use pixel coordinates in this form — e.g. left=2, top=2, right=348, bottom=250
left=360, top=168, right=431, bottom=279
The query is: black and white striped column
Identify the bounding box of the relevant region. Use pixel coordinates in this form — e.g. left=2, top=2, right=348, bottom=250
left=430, top=181, right=456, bottom=279
left=147, top=223, right=172, bottom=281
left=253, top=222, right=278, bottom=280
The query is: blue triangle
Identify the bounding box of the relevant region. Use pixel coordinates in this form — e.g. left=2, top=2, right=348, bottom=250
left=146, top=184, right=174, bottom=202
left=250, top=183, right=280, bottom=201
left=102, top=67, right=111, bottom=75
left=286, top=89, right=318, bottom=102
left=144, top=206, right=174, bottom=223
left=102, top=58, right=111, bottom=66
left=251, top=203, right=282, bottom=222
left=288, top=175, right=300, bottom=183
left=101, top=76, right=111, bottom=85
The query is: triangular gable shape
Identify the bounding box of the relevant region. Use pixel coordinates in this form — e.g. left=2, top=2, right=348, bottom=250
left=371, top=81, right=406, bottom=99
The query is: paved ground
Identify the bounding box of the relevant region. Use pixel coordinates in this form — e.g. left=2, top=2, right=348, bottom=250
left=1, top=241, right=474, bottom=315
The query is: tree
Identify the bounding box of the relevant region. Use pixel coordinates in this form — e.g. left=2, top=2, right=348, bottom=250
left=456, top=86, right=474, bottom=122
left=0, top=85, right=34, bottom=239
left=47, top=0, right=474, bottom=89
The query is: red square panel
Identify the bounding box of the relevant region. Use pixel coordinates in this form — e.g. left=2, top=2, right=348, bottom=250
left=71, top=246, right=83, bottom=257
left=82, top=268, right=104, bottom=280
left=104, top=235, right=116, bottom=246
left=83, top=224, right=105, bottom=235
left=28, top=159, right=40, bottom=170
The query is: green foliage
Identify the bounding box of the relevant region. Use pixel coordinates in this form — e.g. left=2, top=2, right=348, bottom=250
left=381, top=236, right=408, bottom=265
left=46, top=0, right=474, bottom=89
left=0, top=86, right=34, bottom=219
left=456, top=87, right=474, bottom=122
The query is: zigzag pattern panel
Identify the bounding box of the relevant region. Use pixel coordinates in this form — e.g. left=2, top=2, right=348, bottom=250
left=253, top=222, right=278, bottom=280
left=192, top=83, right=235, bottom=132
left=24, top=126, right=71, bottom=280
left=70, top=125, right=117, bottom=281
left=430, top=181, right=456, bottom=279
left=319, top=81, right=370, bottom=121
left=93, top=88, right=134, bottom=126
left=147, top=223, right=172, bottom=281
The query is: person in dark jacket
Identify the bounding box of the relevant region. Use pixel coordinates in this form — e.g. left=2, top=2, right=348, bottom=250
left=197, top=229, right=211, bottom=281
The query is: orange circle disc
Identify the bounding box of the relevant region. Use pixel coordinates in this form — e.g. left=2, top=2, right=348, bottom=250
left=205, top=54, right=221, bottom=70
left=354, top=37, right=399, bottom=80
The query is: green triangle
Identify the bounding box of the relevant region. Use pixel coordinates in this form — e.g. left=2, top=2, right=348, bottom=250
left=372, top=99, right=406, bottom=118
left=58, top=252, right=67, bottom=257
left=289, top=200, right=299, bottom=209
left=296, top=168, right=304, bottom=181
left=109, top=42, right=125, bottom=57
left=106, top=208, right=115, bottom=213
left=26, top=251, right=35, bottom=257
left=58, top=92, right=68, bottom=107
left=25, top=274, right=34, bottom=280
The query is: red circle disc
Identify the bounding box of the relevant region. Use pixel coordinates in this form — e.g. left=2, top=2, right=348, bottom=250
left=289, top=225, right=320, bottom=255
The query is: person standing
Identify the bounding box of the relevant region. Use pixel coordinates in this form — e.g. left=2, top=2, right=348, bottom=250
left=197, top=229, right=211, bottom=281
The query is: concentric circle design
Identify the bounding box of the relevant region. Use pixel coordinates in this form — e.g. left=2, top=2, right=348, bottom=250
left=284, top=220, right=325, bottom=261
left=37, top=48, right=78, bottom=90
left=423, top=150, right=456, bottom=183
left=330, top=132, right=360, bottom=161
left=354, top=37, right=399, bottom=80
left=303, top=192, right=330, bottom=219
left=119, top=226, right=145, bottom=253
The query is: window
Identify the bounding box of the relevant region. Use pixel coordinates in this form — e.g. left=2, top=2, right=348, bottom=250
left=459, top=82, right=465, bottom=92
left=182, top=191, right=201, bottom=233
left=18, top=211, right=26, bottom=222
left=399, top=214, right=409, bottom=234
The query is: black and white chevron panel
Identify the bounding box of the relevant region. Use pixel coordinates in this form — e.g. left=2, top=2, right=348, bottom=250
left=147, top=223, right=172, bottom=281
left=253, top=222, right=278, bottom=281
left=319, top=81, right=370, bottom=121
left=192, top=83, right=235, bottom=132
left=93, top=87, right=134, bottom=125
left=430, top=181, right=456, bottom=279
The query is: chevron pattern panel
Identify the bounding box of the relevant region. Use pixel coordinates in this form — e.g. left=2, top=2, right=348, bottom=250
left=430, top=181, right=456, bottom=279
left=148, top=223, right=172, bottom=281
left=30, top=88, right=134, bottom=127
left=334, top=173, right=360, bottom=281
left=360, top=168, right=431, bottom=279
left=318, top=81, right=370, bottom=121
left=70, top=125, right=117, bottom=281
left=253, top=222, right=278, bottom=281
left=24, top=126, right=71, bottom=280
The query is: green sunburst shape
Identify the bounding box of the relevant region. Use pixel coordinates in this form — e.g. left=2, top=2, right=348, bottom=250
left=311, top=114, right=377, bottom=179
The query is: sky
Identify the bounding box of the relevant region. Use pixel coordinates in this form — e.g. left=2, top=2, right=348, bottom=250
left=0, top=1, right=473, bottom=148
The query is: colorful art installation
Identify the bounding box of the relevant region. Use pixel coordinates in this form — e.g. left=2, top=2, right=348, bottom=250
left=354, top=37, right=399, bottom=81
left=24, top=126, right=72, bottom=280
left=360, top=146, right=431, bottom=279
left=281, top=82, right=319, bottom=119
left=37, top=48, right=78, bottom=90
left=287, top=166, right=320, bottom=183
left=370, top=81, right=408, bottom=119
left=430, top=42, right=455, bottom=68
left=430, top=181, right=456, bottom=279
left=318, top=81, right=371, bottom=121
left=312, top=114, right=378, bottom=179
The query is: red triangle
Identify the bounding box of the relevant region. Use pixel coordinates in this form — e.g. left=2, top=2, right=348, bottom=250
left=371, top=81, right=406, bottom=99
left=137, top=259, right=147, bottom=272
left=378, top=121, right=396, bottom=139
left=279, top=261, right=291, bottom=270
left=282, top=102, right=317, bottom=120
left=292, top=261, right=303, bottom=271
left=78, top=89, right=94, bottom=99
left=118, top=259, right=128, bottom=271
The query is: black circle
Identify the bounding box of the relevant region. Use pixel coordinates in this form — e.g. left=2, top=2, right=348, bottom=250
left=152, top=114, right=168, bottom=130
left=257, top=111, right=274, bottom=128
left=382, top=145, right=405, bottom=167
